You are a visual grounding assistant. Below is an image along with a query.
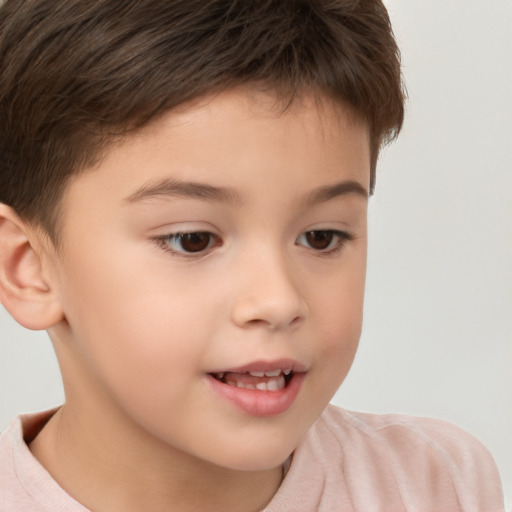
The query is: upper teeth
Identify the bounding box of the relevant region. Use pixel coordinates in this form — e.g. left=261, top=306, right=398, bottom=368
left=248, top=369, right=292, bottom=377
left=213, top=369, right=293, bottom=380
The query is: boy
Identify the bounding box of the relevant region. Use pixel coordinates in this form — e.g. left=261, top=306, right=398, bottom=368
left=0, top=0, right=505, bottom=510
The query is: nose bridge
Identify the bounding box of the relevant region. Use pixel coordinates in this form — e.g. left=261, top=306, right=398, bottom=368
left=230, top=241, right=308, bottom=331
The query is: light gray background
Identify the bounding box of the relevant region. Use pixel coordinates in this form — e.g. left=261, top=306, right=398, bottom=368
left=1, top=0, right=511, bottom=507
left=334, top=0, right=512, bottom=506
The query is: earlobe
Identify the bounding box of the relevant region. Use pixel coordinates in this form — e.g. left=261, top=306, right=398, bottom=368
left=0, top=204, right=64, bottom=330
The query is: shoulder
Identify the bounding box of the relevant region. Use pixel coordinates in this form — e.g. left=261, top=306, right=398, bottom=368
left=0, top=411, right=89, bottom=512
left=302, top=404, right=505, bottom=510
left=317, top=404, right=497, bottom=464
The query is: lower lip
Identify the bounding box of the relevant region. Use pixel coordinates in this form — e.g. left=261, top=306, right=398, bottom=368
left=207, top=373, right=305, bottom=417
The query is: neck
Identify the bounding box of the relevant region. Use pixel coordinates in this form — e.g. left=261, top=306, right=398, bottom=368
left=29, top=403, right=284, bottom=512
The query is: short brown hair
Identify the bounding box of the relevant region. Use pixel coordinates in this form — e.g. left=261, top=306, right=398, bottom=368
left=0, top=0, right=405, bottom=241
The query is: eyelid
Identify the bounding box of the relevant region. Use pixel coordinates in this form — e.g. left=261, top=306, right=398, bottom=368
left=154, top=230, right=222, bottom=258
left=151, top=225, right=354, bottom=258
left=295, top=229, right=354, bottom=255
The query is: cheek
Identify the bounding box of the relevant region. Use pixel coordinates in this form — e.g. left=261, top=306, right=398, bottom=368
left=317, top=293, right=363, bottom=363
left=59, top=250, right=212, bottom=398
left=310, top=258, right=366, bottom=376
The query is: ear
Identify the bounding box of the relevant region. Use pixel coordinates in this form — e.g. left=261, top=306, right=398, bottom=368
left=0, top=204, right=64, bottom=330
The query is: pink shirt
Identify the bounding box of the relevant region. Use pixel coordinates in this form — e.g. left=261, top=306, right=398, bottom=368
left=0, top=405, right=505, bottom=511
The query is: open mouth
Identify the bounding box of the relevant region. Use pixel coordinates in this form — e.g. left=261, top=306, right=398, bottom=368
left=210, top=369, right=295, bottom=391
left=207, top=364, right=305, bottom=416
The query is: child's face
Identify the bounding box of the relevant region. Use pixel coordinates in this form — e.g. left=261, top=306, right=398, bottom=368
left=48, top=88, right=369, bottom=470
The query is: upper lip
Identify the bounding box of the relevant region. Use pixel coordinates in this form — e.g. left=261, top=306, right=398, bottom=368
left=209, top=359, right=308, bottom=374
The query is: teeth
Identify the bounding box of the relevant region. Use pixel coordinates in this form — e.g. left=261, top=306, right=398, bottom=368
left=215, top=369, right=294, bottom=382
left=267, top=379, right=282, bottom=391
left=247, top=369, right=287, bottom=377
left=255, top=379, right=284, bottom=391
left=225, top=375, right=286, bottom=391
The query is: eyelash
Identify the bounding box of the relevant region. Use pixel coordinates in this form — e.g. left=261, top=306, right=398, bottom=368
left=296, top=229, right=354, bottom=255
left=155, top=232, right=221, bottom=256
left=154, top=229, right=353, bottom=257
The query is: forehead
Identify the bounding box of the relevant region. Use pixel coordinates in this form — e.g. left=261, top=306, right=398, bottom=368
left=153, top=88, right=368, bottom=145
left=104, top=87, right=368, bottom=158
left=60, top=88, right=370, bottom=214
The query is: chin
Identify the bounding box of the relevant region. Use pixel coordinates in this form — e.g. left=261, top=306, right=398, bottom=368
left=206, top=435, right=299, bottom=472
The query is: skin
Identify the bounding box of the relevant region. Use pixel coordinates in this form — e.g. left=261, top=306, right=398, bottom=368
left=14, top=88, right=370, bottom=511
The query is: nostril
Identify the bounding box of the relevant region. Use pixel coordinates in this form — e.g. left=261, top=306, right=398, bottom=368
left=289, top=316, right=303, bottom=328
left=244, top=314, right=303, bottom=331
left=246, top=318, right=267, bottom=328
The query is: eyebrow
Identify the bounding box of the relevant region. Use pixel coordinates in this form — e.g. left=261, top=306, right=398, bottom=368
left=305, top=180, right=368, bottom=205
left=124, top=177, right=368, bottom=206
left=124, top=179, right=241, bottom=205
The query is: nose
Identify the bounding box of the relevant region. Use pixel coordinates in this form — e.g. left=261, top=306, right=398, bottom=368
left=230, top=249, right=308, bottom=331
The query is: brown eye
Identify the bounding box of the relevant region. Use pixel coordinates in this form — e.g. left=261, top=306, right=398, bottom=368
left=296, top=229, right=352, bottom=253
left=304, top=230, right=334, bottom=250
left=177, top=232, right=213, bottom=252
left=161, top=231, right=218, bottom=255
